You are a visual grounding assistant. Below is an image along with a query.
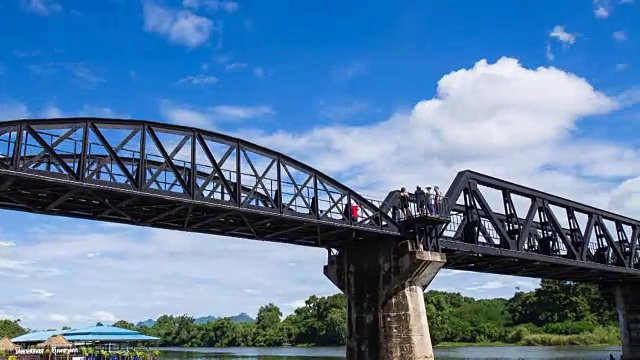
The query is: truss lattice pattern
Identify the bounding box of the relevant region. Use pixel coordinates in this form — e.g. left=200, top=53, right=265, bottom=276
left=439, top=170, right=640, bottom=282
left=0, top=118, right=399, bottom=247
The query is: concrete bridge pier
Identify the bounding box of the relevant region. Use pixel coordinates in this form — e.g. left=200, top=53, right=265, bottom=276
left=324, top=239, right=446, bottom=360
left=616, top=284, right=640, bottom=360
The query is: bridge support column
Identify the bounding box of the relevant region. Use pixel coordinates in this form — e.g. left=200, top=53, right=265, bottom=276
left=616, top=284, right=640, bottom=360
left=324, top=239, right=446, bottom=360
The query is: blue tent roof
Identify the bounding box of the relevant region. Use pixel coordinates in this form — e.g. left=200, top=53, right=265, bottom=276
left=12, top=326, right=159, bottom=343
left=63, top=326, right=139, bottom=335
left=64, top=334, right=158, bottom=342
left=11, top=331, right=60, bottom=343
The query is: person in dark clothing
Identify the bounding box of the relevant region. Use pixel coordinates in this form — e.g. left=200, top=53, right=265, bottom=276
left=415, top=185, right=426, bottom=215
left=399, top=187, right=411, bottom=219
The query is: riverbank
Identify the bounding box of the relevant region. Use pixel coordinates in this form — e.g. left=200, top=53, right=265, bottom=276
left=436, top=326, right=620, bottom=347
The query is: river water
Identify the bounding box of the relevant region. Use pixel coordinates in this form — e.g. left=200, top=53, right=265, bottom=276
left=159, top=346, right=622, bottom=359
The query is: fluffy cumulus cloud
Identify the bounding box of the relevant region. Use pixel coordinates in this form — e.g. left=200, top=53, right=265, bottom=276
left=143, top=0, right=217, bottom=48
left=238, top=57, right=625, bottom=202
left=549, top=25, right=580, bottom=46
left=2, top=57, right=640, bottom=328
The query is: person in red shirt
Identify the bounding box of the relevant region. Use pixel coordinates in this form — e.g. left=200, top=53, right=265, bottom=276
left=351, top=202, right=359, bottom=222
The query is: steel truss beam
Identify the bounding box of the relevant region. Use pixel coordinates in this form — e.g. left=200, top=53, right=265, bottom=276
left=440, top=170, right=640, bottom=279
left=0, top=118, right=399, bottom=248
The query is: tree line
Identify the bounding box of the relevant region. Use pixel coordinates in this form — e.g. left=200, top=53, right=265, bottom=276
left=0, top=279, right=622, bottom=347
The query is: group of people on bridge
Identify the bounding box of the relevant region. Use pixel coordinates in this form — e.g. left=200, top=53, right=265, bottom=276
left=397, top=184, right=442, bottom=219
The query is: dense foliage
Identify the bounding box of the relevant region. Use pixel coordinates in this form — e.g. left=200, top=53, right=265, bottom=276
left=0, top=280, right=621, bottom=347
left=0, top=319, right=27, bottom=339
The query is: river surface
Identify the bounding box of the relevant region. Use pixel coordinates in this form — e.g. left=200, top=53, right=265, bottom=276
left=158, top=346, right=622, bottom=359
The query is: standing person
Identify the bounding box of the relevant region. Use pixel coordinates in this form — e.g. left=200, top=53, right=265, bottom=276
left=425, top=186, right=434, bottom=215
left=415, top=185, right=426, bottom=215
left=399, top=187, right=411, bottom=219
left=434, top=185, right=441, bottom=215
left=351, top=201, right=360, bottom=223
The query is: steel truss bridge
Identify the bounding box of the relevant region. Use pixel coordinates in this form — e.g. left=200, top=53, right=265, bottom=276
left=0, top=118, right=639, bottom=284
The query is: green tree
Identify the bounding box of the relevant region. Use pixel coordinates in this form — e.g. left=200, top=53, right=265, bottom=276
left=112, top=320, right=137, bottom=331
left=253, top=304, right=287, bottom=346
left=98, top=279, right=619, bottom=348
left=0, top=319, right=26, bottom=339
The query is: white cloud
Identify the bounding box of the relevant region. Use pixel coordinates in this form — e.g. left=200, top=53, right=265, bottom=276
left=0, top=103, right=30, bottom=120
left=177, top=75, right=219, bottom=85
left=0, top=312, right=20, bottom=321
left=36, top=105, right=129, bottom=119
left=225, top=62, right=248, bottom=71
left=620, top=0, right=633, bottom=4
left=319, top=101, right=370, bottom=121
left=209, top=105, right=274, bottom=120
left=32, top=289, right=54, bottom=299
left=545, top=43, right=554, bottom=61
left=183, top=0, right=240, bottom=14
left=43, top=311, right=115, bottom=325
left=466, top=277, right=538, bottom=293
left=47, top=314, right=69, bottom=323
left=242, top=57, right=619, bottom=185
left=143, top=1, right=215, bottom=48
left=92, top=311, right=117, bottom=322
left=0, top=241, right=16, bottom=247
left=40, top=104, right=64, bottom=118
left=20, top=0, right=62, bottom=16
left=549, top=25, right=579, bottom=46
left=160, top=106, right=212, bottom=128
left=161, top=103, right=274, bottom=128
left=613, top=31, right=627, bottom=42
left=594, top=0, right=612, bottom=18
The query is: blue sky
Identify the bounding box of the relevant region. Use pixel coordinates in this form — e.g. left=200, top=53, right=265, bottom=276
left=0, top=0, right=639, bottom=329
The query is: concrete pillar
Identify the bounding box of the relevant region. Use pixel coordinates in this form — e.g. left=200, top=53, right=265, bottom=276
left=616, top=284, right=640, bottom=360
left=324, top=239, right=446, bottom=360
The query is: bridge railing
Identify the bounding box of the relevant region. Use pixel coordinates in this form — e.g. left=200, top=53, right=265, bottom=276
left=444, top=209, right=640, bottom=268
left=388, top=195, right=451, bottom=222
left=0, top=124, right=397, bottom=229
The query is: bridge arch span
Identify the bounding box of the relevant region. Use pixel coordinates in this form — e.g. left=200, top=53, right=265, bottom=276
left=0, top=117, right=399, bottom=247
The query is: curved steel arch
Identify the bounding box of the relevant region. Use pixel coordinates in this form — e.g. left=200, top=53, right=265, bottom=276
left=0, top=117, right=400, bottom=248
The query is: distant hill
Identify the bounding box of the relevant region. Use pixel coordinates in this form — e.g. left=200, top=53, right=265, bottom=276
left=136, top=319, right=155, bottom=328
left=229, top=313, right=253, bottom=323
left=136, top=313, right=253, bottom=328
left=194, top=316, right=217, bottom=325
